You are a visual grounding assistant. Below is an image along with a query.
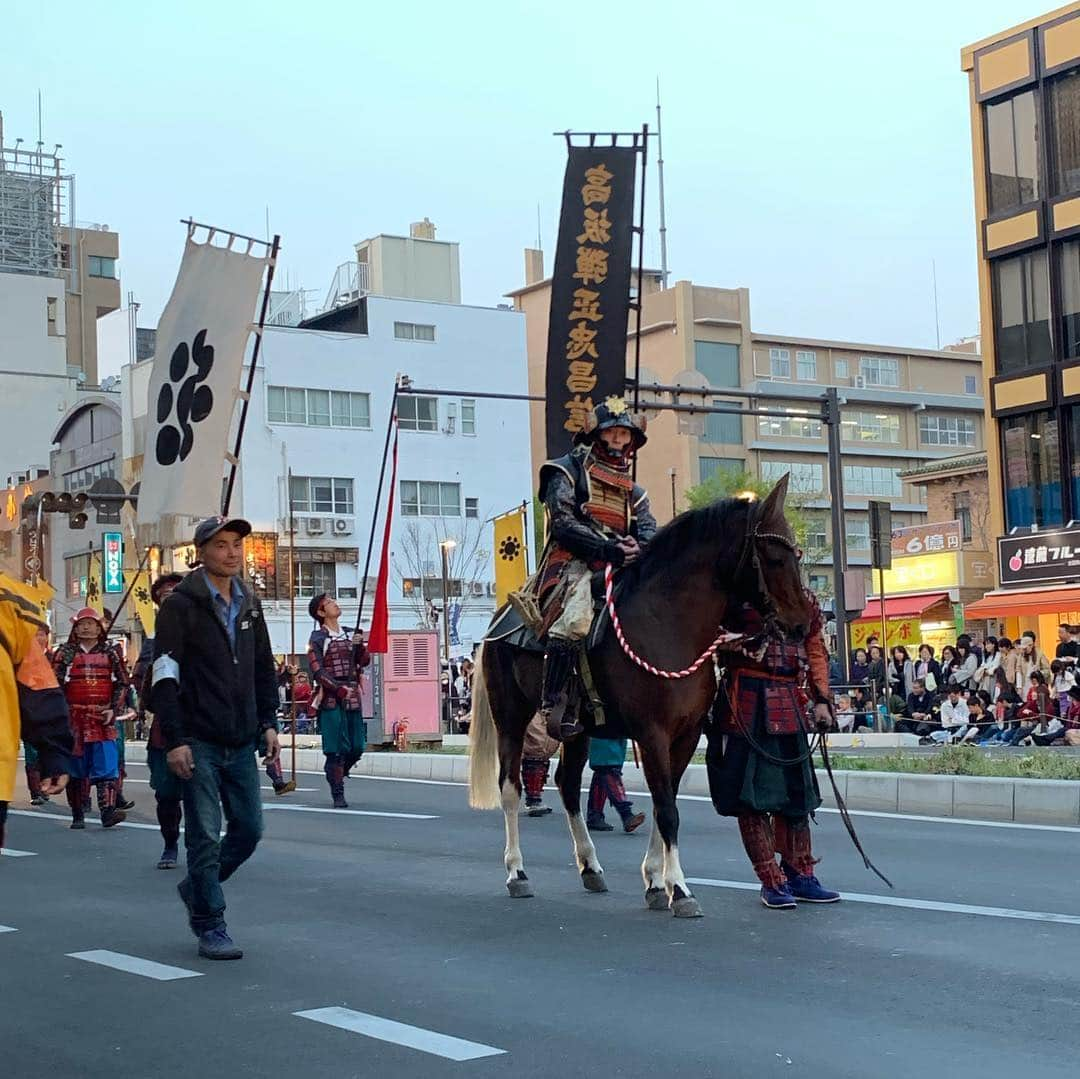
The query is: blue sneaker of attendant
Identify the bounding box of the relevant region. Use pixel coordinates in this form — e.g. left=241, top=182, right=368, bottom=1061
left=760, top=883, right=797, bottom=909
left=198, top=927, right=243, bottom=960
left=782, top=862, right=841, bottom=903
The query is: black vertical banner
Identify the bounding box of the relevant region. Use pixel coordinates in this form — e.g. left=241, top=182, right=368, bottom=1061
left=544, top=146, right=638, bottom=459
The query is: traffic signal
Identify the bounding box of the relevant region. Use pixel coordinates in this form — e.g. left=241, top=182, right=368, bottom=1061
left=55, top=491, right=89, bottom=529
left=868, top=499, right=893, bottom=570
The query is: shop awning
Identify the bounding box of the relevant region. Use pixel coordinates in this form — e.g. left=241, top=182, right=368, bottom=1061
left=856, top=593, right=950, bottom=621
left=964, top=586, right=1080, bottom=618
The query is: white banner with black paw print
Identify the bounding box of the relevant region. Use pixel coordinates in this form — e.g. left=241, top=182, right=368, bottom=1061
left=137, top=236, right=269, bottom=539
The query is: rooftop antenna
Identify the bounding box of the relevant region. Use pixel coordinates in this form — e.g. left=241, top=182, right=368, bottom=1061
left=931, top=258, right=941, bottom=350
left=656, top=77, right=669, bottom=288
left=536, top=202, right=542, bottom=251
left=37, top=90, right=43, bottom=151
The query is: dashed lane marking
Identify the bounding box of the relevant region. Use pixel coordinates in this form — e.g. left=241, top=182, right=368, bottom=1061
left=687, top=877, right=1080, bottom=926
left=294, top=1007, right=505, bottom=1061
left=1, top=847, right=37, bottom=857
left=67, top=949, right=203, bottom=980
left=0, top=926, right=16, bottom=933
left=9, top=809, right=162, bottom=832
left=263, top=804, right=437, bottom=820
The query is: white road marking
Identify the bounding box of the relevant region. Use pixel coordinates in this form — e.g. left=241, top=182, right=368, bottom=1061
left=687, top=877, right=1080, bottom=926
left=1, top=847, right=37, bottom=857
left=294, top=1007, right=505, bottom=1061
left=8, top=809, right=162, bottom=832
left=67, top=950, right=203, bottom=980
left=0, top=925, right=16, bottom=933
left=263, top=804, right=437, bottom=820
left=122, top=778, right=319, bottom=793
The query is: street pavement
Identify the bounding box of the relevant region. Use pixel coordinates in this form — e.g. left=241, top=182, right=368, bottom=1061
left=3, top=757, right=1079, bottom=1079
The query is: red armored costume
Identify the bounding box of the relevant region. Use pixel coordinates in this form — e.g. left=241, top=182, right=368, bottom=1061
left=52, top=607, right=130, bottom=828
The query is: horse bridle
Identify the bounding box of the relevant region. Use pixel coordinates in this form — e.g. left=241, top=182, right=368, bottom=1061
left=731, top=499, right=802, bottom=628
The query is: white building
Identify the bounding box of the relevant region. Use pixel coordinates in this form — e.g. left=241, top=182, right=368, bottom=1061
left=123, top=223, right=532, bottom=655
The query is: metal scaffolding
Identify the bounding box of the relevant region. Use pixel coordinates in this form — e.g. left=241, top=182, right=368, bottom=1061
left=0, top=111, right=73, bottom=277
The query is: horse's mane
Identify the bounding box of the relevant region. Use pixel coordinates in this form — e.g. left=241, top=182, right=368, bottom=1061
left=625, top=497, right=751, bottom=587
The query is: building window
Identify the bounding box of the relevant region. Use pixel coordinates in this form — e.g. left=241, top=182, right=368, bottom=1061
left=858, top=356, right=899, bottom=387
left=394, top=321, right=436, bottom=341
left=993, top=250, right=1051, bottom=375
left=699, top=457, right=743, bottom=484
left=400, top=480, right=461, bottom=517
left=804, top=515, right=827, bottom=552
left=267, top=386, right=370, bottom=429
left=1069, top=407, right=1080, bottom=519
left=465, top=497, right=479, bottom=519
left=985, top=88, right=1039, bottom=214
left=460, top=399, right=476, bottom=435
left=1057, top=239, right=1080, bottom=360
left=757, top=408, right=822, bottom=439
left=398, top=395, right=438, bottom=431
left=795, top=350, right=817, bottom=381
left=295, top=562, right=336, bottom=597
left=694, top=341, right=740, bottom=387
left=65, top=554, right=91, bottom=600
left=289, top=476, right=354, bottom=515
left=704, top=405, right=742, bottom=444
left=1050, top=70, right=1080, bottom=197
left=954, top=491, right=973, bottom=543
left=761, top=460, right=823, bottom=493
left=63, top=459, right=117, bottom=493
left=843, top=465, right=902, bottom=497
left=769, top=348, right=791, bottom=378
left=845, top=515, right=871, bottom=550
left=835, top=358, right=849, bottom=379
left=808, top=572, right=829, bottom=594
left=87, top=255, right=118, bottom=279
left=918, top=415, right=976, bottom=448
left=964, top=375, right=978, bottom=395
left=1002, top=411, right=1062, bottom=529
left=841, top=411, right=900, bottom=444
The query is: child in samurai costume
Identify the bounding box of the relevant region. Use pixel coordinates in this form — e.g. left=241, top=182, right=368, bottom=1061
left=708, top=589, right=841, bottom=909
left=307, top=592, right=370, bottom=808
left=52, top=607, right=130, bottom=829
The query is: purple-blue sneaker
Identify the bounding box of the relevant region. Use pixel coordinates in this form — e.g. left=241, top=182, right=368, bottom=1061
left=760, top=883, right=797, bottom=909
left=782, top=865, right=841, bottom=903
left=198, top=927, right=243, bottom=960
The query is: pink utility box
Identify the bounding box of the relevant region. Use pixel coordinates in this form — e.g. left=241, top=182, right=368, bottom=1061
left=379, top=630, right=441, bottom=739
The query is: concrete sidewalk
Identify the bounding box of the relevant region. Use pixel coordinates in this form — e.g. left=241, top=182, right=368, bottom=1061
left=122, top=744, right=1080, bottom=826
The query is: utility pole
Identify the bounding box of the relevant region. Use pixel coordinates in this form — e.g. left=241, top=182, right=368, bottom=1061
left=825, top=387, right=849, bottom=678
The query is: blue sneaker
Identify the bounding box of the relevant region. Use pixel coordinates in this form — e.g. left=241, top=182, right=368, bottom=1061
left=198, top=926, right=243, bottom=960
left=157, top=847, right=178, bottom=870
left=782, top=864, right=841, bottom=903
left=760, top=883, right=797, bottom=909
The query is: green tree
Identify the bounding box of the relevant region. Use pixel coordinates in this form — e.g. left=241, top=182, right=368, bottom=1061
left=684, top=468, right=831, bottom=595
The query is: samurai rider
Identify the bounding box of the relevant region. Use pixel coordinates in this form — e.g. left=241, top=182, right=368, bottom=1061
left=709, top=586, right=841, bottom=909
left=536, top=396, right=656, bottom=739
left=52, top=607, right=131, bottom=829
left=307, top=592, right=370, bottom=809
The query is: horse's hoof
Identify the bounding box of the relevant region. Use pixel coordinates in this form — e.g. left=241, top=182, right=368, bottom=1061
left=645, top=887, right=668, bottom=911
left=507, top=872, right=534, bottom=899
left=672, top=895, right=704, bottom=918
left=581, top=869, right=608, bottom=893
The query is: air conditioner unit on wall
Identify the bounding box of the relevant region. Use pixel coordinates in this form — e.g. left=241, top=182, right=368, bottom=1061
left=853, top=376, right=866, bottom=388
left=333, top=518, right=353, bottom=536
left=304, top=517, right=325, bottom=535
left=470, top=581, right=484, bottom=597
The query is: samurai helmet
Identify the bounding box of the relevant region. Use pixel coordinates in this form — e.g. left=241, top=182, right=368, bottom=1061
left=575, top=395, right=648, bottom=450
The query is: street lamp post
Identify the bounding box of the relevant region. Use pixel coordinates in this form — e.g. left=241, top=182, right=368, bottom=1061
left=440, top=539, right=456, bottom=732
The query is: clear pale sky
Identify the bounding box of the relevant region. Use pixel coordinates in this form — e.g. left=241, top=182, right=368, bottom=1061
left=0, top=0, right=1049, bottom=351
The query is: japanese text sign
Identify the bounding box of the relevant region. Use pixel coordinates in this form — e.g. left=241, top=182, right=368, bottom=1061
left=891, top=520, right=962, bottom=559
left=999, top=527, right=1080, bottom=586
left=544, top=146, right=637, bottom=458
left=103, top=532, right=123, bottom=594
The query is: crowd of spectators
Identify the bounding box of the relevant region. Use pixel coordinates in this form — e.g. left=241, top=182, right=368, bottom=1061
left=832, top=624, right=1080, bottom=747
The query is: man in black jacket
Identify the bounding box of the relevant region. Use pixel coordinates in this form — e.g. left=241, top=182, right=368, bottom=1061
left=151, top=516, right=280, bottom=960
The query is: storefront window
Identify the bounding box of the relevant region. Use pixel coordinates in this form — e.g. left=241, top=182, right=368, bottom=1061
left=1002, top=410, right=1062, bottom=529
left=993, top=250, right=1051, bottom=375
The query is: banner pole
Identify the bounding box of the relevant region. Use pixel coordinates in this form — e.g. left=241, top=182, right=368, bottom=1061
left=356, top=380, right=400, bottom=630
left=222, top=233, right=281, bottom=515
left=288, top=465, right=297, bottom=783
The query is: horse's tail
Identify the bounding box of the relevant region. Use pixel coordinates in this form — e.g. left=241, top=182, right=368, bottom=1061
left=468, top=642, right=501, bottom=809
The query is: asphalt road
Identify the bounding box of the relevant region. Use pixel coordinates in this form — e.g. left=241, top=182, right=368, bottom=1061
left=3, top=757, right=1079, bottom=1079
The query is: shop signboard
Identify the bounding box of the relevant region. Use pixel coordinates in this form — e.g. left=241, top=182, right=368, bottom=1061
left=998, top=526, right=1080, bottom=586
left=891, top=520, right=962, bottom=559
left=879, top=551, right=959, bottom=594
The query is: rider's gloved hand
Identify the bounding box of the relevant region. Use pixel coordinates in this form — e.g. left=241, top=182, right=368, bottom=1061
left=602, top=542, right=626, bottom=568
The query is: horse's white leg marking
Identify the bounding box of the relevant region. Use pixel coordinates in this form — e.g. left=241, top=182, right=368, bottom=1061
left=502, top=780, right=524, bottom=884
left=663, top=841, right=691, bottom=900
left=642, top=816, right=665, bottom=892
left=567, top=811, right=603, bottom=876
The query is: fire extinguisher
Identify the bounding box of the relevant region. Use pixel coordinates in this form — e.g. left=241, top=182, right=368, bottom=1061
left=393, top=718, right=409, bottom=752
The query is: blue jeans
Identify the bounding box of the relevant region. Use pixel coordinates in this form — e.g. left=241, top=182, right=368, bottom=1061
left=180, top=740, right=263, bottom=934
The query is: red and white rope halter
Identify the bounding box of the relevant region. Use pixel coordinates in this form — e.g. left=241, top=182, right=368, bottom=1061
left=603, top=564, right=746, bottom=680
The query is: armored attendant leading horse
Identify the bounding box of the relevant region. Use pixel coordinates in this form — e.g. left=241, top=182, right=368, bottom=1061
left=468, top=475, right=811, bottom=917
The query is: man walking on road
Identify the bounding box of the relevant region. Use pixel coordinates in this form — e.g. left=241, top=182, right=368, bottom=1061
left=151, top=516, right=281, bottom=960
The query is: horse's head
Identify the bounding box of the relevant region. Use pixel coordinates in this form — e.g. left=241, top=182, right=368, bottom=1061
left=738, top=474, right=812, bottom=640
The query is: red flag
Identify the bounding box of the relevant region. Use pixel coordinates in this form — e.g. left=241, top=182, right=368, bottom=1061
left=367, top=419, right=398, bottom=654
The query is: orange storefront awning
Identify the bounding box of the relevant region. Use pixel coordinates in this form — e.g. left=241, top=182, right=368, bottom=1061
left=965, top=586, right=1080, bottom=618
left=856, top=593, right=950, bottom=621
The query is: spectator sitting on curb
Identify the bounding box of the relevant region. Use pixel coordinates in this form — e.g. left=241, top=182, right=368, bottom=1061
left=929, top=686, right=968, bottom=744
left=897, top=679, right=936, bottom=737
left=834, top=694, right=854, bottom=733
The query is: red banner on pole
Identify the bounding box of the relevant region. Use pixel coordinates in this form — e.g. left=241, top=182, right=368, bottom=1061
left=367, top=419, right=398, bottom=654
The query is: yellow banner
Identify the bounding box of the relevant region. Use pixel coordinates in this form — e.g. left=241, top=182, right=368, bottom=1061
left=879, top=551, right=959, bottom=594
left=126, top=568, right=156, bottom=637
left=493, top=508, right=528, bottom=608
left=850, top=618, right=921, bottom=652
left=85, top=553, right=105, bottom=615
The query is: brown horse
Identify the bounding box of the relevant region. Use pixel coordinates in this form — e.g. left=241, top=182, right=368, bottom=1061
left=468, top=475, right=811, bottom=917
